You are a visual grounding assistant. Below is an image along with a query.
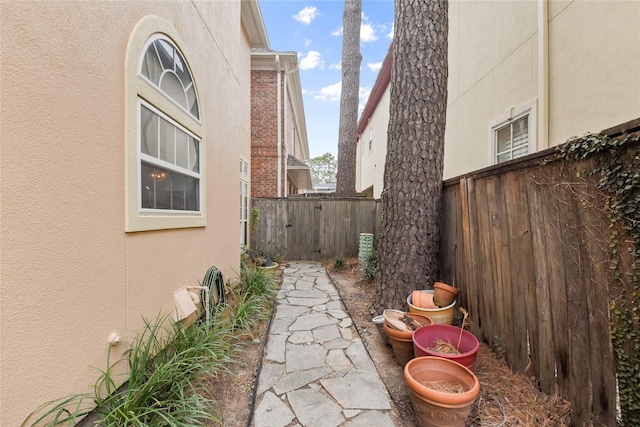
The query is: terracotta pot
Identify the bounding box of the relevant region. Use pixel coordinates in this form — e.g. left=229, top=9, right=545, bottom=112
left=407, top=292, right=455, bottom=325
left=412, top=324, right=480, bottom=371
left=433, top=282, right=459, bottom=308
left=404, top=356, right=480, bottom=427
left=383, top=313, right=432, bottom=366
left=412, top=290, right=438, bottom=308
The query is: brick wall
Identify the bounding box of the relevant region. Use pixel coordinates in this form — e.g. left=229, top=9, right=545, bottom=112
left=251, top=70, right=286, bottom=197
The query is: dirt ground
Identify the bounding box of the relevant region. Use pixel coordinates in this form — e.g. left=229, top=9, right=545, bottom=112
left=209, top=259, right=571, bottom=426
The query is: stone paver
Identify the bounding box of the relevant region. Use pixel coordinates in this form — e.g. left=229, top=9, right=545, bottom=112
left=251, top=261, right=400, bottom=426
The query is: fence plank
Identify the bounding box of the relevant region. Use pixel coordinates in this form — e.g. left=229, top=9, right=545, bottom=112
left=474, top=179, right=498, bottom=349
left=541, top=176, right=570, bottom=394
left=557, top=176, right=591, bottom=425
left=576, top=179, right=618, bottom=426
left=528, top=178, right=556, bottom=394
left=504, top=172, right=532, bottom=373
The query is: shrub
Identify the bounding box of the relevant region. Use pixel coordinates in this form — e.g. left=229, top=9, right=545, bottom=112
left=361, top=251, right=378, bottom=282
left=332, top=255, right=347, bottom=270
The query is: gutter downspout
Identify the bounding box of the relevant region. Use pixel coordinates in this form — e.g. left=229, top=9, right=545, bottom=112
left=538, top=0, right=549, bottom=150
left=276, top=55, right=282, bottom=197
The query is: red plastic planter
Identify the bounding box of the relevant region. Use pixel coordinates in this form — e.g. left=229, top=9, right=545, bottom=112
left=412, top=324, right=480, bottom=372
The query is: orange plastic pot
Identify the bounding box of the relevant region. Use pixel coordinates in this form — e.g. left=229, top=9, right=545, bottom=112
left=404, top=356, right=480, bottom=427
left=433, top=282, right=459, bottom=308
left=383, top=313, right=432, bottom=366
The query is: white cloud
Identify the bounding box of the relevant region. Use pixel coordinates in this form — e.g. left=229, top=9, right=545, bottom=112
left=387, top=23, right=394, bottom=39
left=293, top=6, right=318, bottom=25
left=303, top=38, right=311, bottom=47
left=358, top=86, right=372, bottom=112
left=315, top=82, right=342, bottom=103
left=360, top=23, right=377, bottom=42
left=367, top=62, right=383, bottom=72
left=331, top=27, right=343, bottom=37
left=299, top=51, right=323, bottom=70
left=329, top=62, right=342, bottom=70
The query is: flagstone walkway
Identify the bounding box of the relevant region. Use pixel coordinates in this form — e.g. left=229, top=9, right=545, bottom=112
left=251, top=261, right=399, bottom=427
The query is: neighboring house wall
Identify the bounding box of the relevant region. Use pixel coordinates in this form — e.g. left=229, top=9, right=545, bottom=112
left=356, top=85, right=391, bottom=199
left=251, top=51, right=311, bottom=197
left=356, top=1, right=640, bottom=187
left=0, top=1, right=267, bottom=425
left=445, top=0, right=640, bottom=178
left=251, top=70, right=281, bottom=197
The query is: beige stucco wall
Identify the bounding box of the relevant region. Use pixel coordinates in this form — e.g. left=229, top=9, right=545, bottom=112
left=356, top=85, right=391, bottom=199
left=1, top=2, right=251, bottom=425
left=444, top=0, right=640, bottom=179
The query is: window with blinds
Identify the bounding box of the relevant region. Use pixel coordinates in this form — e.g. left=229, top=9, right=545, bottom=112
left=495, top=115, right=529, bottom=163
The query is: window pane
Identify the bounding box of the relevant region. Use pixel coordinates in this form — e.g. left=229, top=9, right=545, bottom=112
left=176, top=54, right=193, bottom=90
left=141, top=162, right=199, bottom=211
left=171, top=172, right=199, bottom=210
left=160, top=72, right=188, bottom=110
left=140, top=105, right=158, bottom=157
left=497, top=152, right=511, bottom=163
left=189, top=137, right=199, bottom=172
left=159, top=117, right=175, bottom=163
left=512, top=117, right=528, bottom=147
left=175, top=128, right=189, bottom=169
left=496, top=125, right=512, bottom=153
left=155, top=39, right=175, bottom=72
left=141, top=45, right=162, bottom=85
left=512, top=145, right=529, bottom=159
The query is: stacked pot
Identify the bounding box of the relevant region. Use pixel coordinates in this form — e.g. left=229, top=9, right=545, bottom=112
left=378, top=282, right=482, bottom=427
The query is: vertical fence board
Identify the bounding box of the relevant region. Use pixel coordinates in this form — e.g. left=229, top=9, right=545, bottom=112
left=486, top=176, right=512, bottom=358
left=576, top=179, right=618, bottom=426
left=556, top=176, right=591, bottom=425
left=528, top=178, right=557, bottom=394
left=504, top=172, right=532, bottom=373
left=541, top=176, right=570, bottom=394
left=474, top=179, right=498, bottom=349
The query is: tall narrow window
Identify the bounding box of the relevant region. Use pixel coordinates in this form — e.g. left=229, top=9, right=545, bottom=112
left=126, top=17, right=206, bottom=232
left=240, top=159, right=250, bottom=246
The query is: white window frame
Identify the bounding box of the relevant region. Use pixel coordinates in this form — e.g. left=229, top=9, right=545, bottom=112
left=368, top=126, right=373, bottom=152
left=125, top=17, right=206, bottom=232
left=489, top=99, right=537, bottom=165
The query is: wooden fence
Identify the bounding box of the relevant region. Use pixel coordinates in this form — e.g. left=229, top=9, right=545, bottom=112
left=251, top=121, right=639, bottom=425
left=250, top=197, right=380, bottom=260
left=439, top=148, right=625, bottom=426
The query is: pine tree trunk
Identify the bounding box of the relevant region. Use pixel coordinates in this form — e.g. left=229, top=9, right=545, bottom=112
left=335, top=0, right=362, bottom=196
left=373, top=0, right=449, bottom=313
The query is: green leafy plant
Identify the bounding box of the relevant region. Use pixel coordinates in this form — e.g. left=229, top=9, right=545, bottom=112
left=559, top=132, right=640, bottom=425
left=361, top=251, right=378, bottom=282
left=249, top=207, right=260, bottom=233
left=332, top=255, right=347, bottom=270
left=24, top=315, right=235, bottom=427
left=24, top=262, right=279, bottom=427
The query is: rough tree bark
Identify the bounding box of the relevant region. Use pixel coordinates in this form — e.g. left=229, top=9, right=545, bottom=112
left=373, top=0, right=449, bottom=312
left=335, top=0, right=362, bottom=196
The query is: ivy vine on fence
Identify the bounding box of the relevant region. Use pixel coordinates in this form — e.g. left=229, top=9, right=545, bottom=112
left=558, top=131, right=640, bottom=425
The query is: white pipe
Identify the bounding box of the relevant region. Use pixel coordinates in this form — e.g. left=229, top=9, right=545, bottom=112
left=186, top=286, right=210, bottom=330
left=276, top=54, right=282, bottom=197
left=538, top=0, right=549, bottom=150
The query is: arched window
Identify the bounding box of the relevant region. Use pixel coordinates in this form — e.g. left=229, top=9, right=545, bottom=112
left=140, top=37, right=200, bottom=120
left=125, top=17, right=206, bottom=232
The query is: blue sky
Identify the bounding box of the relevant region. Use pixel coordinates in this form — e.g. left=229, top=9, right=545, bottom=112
left=258, top=0, right=394, bottom=159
